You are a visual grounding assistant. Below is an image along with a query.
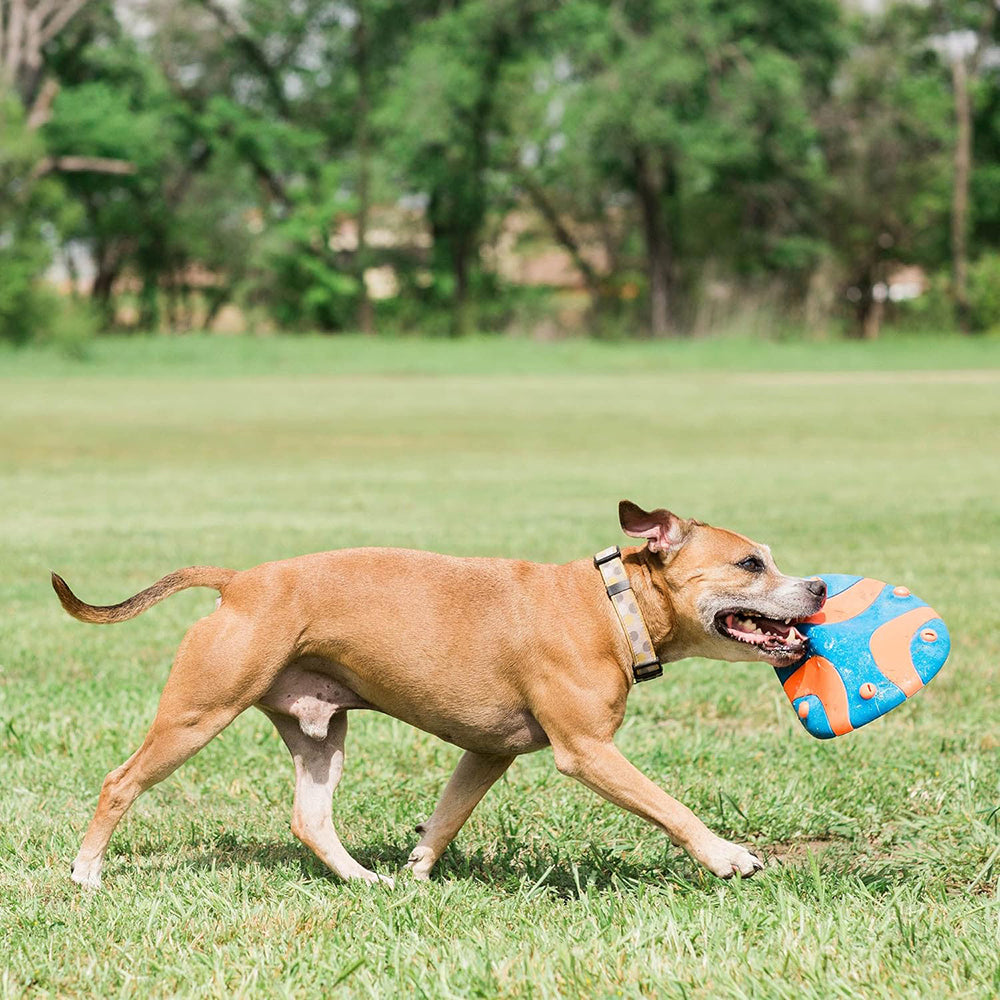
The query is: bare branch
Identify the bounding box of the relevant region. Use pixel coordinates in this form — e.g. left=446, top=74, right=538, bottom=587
left=3, top=0, right=28, bottom=86
left=25, top=74, right=57, bottom=128
left=517, top=168, right=603, bottom=297
left=31, top=154, right=137, bottom=179
left=37, top=0, right=91, bottom=47
left=1, top=0, right=93, bottom=96
left=195, top=0, right=291, bottom=116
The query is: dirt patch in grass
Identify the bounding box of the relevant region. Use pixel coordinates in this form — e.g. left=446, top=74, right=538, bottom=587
left=764, top=837, right=849, bottom=866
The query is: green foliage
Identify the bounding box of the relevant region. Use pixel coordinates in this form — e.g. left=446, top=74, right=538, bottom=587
left=887, top=271, right=956, bottom=335
left=509, top=0, right=846, bottom=332
left=971, top=88, right=1000, bottom=251
left=817, top=8, right=954, bottom=334
left=0, top=92, right=76, bottom=344
left=0, top=0, right=996, bottom=338
left=379, top=0, right=540, bottom=333
left=968, top=251, right=1000, bottom=331
left=0, top=264, right=52, bottom=345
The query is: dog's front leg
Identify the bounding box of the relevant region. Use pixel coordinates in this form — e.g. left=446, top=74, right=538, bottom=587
left=552, top=738, right=763, bottom=879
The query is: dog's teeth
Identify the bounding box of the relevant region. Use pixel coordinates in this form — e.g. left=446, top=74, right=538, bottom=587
left=784, top=618, right=790, bottom=625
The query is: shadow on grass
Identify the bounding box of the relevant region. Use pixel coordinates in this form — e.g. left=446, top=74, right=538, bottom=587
left=148, top=829, right=706, bottom=898
left=132, top=829, right=916, bottom=899
left=405, top=840, right=701, bottom=898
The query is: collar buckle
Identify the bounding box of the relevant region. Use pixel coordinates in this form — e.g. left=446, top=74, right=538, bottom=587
left=632, top=658, right=663, bottom=683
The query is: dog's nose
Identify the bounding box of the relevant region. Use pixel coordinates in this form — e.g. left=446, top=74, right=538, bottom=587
left=806, top=578, right=827, bottom=601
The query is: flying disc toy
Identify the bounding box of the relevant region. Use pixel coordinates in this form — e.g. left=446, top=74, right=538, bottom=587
left=775, top=574, right=949, bottom=739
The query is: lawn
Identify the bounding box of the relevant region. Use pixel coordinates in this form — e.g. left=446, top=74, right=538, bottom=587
left=1, top=334, right=998, bottom=998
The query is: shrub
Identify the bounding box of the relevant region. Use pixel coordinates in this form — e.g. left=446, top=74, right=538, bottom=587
left=967, top=252, right=1000, bottom=333
left=0, top=90, right=86, bottom=349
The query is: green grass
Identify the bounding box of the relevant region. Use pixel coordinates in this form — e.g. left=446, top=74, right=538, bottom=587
left=1, top=334, right=998, bottom=998
left=3, top=329, right=1000, bottom=378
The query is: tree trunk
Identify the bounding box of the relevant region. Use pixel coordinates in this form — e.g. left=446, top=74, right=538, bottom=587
left=950, top=56, right=971, bottom=332
left=91, top=259, right=119, bottom=324
left=848, top=276, right=882, bottom=340
left=138, top=272, right=159, bottom=331
left=634, top=149, right=676, bottom=337
left=203, top=284, right=230, bottom=331
left=519, top=169, right=603, bottom=312
left=861, top=296, right=883, bottom=340
left=451, top=235, right=471, bottom=338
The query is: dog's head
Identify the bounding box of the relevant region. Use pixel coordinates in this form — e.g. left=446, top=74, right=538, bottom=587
left=620, top=500, right=826, bottom=667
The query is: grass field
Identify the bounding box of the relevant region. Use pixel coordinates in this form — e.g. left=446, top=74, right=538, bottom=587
left=1, top=334, right=998, bottom=998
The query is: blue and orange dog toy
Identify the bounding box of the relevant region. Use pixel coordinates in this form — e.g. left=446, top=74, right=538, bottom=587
left=776, top=574, right=950, bottom=739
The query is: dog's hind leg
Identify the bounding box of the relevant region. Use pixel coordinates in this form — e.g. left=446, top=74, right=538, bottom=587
left=70, top=611, right=291, bottom=890
left=405, top=750, right=514, bottom=880
left=264, top=709, right=392, bottom=886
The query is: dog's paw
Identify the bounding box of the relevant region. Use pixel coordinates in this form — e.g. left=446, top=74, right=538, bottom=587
left=698, top=838, right=764, bottom=880
left=348, top=865, right=394, bottom=888
left=403, top=845, right=435, bottom=881
left=70, top=858, right=102, bottom=891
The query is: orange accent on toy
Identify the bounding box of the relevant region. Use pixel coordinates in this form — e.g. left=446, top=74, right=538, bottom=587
left=859, top=682, right=877, bottom=700
left=893, top=586, right=910, bottom=597
left=782, top=656, right=854, bottom=736
left=869, top=606, right=935, bottom=697
left=920, top=629, right=938, bottom=642
left=805, top=577, right=884, bottom=626
left=798, top=702, right=810, bottom=719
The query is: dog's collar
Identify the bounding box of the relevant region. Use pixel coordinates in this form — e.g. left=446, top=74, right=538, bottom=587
left=593, top=546, right=662, bottom=683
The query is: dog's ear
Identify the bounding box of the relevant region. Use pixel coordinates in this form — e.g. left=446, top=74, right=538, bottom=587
left=618, top=500, right=690, bottom=554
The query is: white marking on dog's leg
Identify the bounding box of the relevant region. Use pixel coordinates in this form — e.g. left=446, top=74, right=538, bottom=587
left=266, top=710, right=393, bottom=886
left=71, top=748, right=140, bottom=891
left=549, top=736, right=764, bottom=881
left=404, top=750, right=514, bottom=881
left=697, top=835, right=765, bottom=879
left=70, top=621, right=271, bottom=893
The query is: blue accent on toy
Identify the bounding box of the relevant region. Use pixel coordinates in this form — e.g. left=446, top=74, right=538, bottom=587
left=776, top=574, right=950, bottom=740
left=816, top=573, right=864, bottom=599
left=791, top=695, right=834, bottom=740
left=911, top=618, right=948, bottom=685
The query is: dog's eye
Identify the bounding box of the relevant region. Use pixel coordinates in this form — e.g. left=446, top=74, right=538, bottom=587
left=736, top=555, right=765, bottom=573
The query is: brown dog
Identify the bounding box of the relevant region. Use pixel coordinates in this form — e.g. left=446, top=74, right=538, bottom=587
left=53, top=500, right=826, bottom=889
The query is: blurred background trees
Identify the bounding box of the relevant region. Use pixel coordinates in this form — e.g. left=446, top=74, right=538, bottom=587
left=1, top=0, right=998, bottom=342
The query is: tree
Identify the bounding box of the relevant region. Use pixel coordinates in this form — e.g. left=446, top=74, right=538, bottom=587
left=818, top=9, right=953, bottom=339
left=0, top=91, right=60, bottom=341
left=181, top=0, right=441, bottom=333
left=517, top=0, right=844, bottom=336
left=0, top=0, right=139, bottom=338
left=926, top=0, right=999, bottom=330
left=379, top=0, right=542, bottom=336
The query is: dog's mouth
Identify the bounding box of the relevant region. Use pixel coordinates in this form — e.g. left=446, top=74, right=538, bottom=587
left=713, top=610, right=809, bottom=663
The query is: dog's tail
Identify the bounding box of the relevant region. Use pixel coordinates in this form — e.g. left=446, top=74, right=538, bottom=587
left=51, top=566, right=236, bottom=624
